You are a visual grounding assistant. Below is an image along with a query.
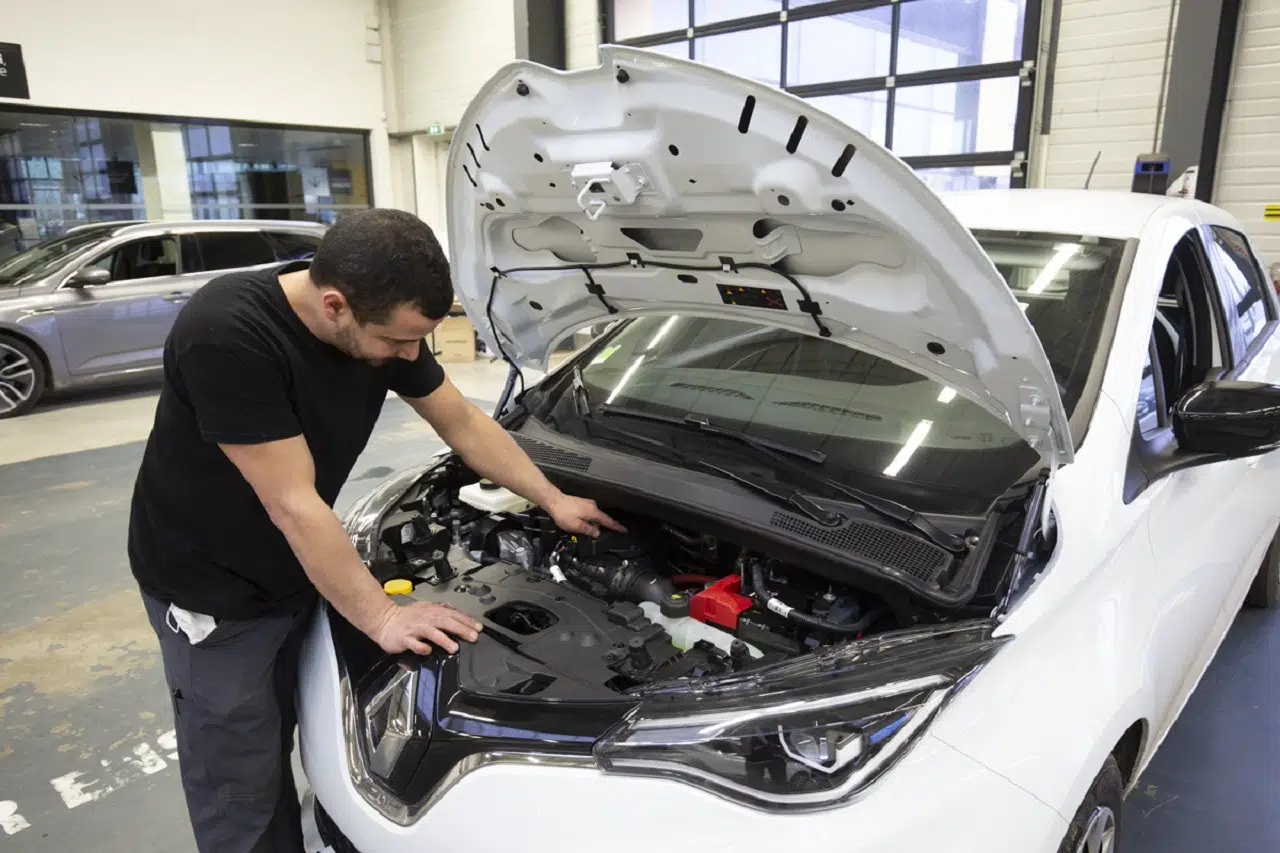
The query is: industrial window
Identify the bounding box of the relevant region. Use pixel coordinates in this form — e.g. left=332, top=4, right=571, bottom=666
left=603, top=0, right=1040, bottom=189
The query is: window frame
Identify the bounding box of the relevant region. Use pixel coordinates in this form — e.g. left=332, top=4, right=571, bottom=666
left=601, top=0, right=1041, bottom=185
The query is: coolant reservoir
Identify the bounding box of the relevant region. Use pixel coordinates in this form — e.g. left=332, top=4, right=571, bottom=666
left=640, top=602, right=763, bottom=659
left=459, top=481, right=534, bottom=514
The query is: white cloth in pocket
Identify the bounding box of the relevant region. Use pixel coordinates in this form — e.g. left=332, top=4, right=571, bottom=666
left=165, top=603, right=218, bottom=645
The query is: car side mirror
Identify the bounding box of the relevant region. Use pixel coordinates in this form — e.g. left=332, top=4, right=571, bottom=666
left=66, top=268, right=112, bottom=288
left=1173, top=380, right=1280, bottom=457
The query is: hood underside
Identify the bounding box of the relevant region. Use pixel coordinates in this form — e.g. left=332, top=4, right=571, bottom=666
left=446, top=46, right=1072, bottom=466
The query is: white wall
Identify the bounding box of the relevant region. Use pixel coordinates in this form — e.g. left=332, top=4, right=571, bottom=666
left=389, top=0, right=518, bottom=132
left=1, top=0, right=393, bottom=206
left=566, top=0, right=602, bottom=69
left=1213, top=0, right=1280, bottom=263
left=1037, top=0, right=1179, bottom=190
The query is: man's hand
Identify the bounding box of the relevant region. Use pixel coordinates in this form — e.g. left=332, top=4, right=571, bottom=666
left=374, top=601, right=484, bottom=655
left=546, top=493, right=626, bottom=538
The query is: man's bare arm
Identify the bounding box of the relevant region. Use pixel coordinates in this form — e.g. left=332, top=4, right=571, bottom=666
left=219, top=437, right=481, bottom=653
left=402, top=378, right=624, bottom=536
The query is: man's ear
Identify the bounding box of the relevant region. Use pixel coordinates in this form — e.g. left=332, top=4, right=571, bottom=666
left=319, top=289, right=349, bottom=322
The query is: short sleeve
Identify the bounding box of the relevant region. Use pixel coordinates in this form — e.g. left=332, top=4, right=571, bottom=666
left=388, top=344, right=446, bottom=399
left=175, top=341, right=302, bottom=445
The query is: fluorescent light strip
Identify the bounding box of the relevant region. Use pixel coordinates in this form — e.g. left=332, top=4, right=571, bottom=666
left=646, top=316, right=680, bottom=351
left=883, top=419, right=933, bottom=478
left=1027, top=243, right=1081, bottom=295
left=936, top=387, right=957, bottom=404
left=606, top=355, right=646, bottom=404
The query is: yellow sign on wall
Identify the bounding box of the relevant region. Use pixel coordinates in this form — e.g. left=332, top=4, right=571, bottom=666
left=1265, top=204, right=1280, bottom=222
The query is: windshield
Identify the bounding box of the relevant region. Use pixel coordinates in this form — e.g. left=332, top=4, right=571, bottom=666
left=538, top=230, right=1127, bottom=514
left=0, top=230, right=111, bottom=288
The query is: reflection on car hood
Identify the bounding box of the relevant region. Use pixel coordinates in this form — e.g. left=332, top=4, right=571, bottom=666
left=446, top=45, right=1071, bottom=466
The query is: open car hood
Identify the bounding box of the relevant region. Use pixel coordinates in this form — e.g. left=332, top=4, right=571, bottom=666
left=446, top=46, right=1072, bottom=465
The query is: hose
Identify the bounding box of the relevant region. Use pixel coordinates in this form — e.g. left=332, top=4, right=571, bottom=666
left=749, top=561, right=884, bottom=636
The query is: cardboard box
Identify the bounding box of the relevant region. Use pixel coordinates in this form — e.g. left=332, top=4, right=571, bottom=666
left=434, top=315, right=476, bottom=363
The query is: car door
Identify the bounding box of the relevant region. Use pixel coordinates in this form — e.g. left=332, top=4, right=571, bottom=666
left=54, top=234, right=189, bottom=376
left=1200, top=223, right=1280, bottom=603
left=1135, top=224, right=1279, bottom=741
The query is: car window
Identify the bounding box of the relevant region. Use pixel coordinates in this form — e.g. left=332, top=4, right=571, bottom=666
left=266, top=231, right=322, bottom=261
left=195, top=231, right=276, bottom=272
left=0, top=230, right=110, bottom=287
left=1206, top=225, right=1273, bottom=357
left=545, top=233, right=1123, bottom=514
left=87, top=237, right=179, bottom=282
left=179, top=234, right=202, bottom=274
left=973, top=230, right=1128, bottom=416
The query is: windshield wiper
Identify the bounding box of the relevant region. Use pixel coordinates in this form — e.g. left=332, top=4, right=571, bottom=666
left=700, top=463, right=844, bottom=528
left=600, top=404, right=826, bottom=464
left=570, top=365, right=592, bottom=417
left=603, top=403, right=962, bottom=552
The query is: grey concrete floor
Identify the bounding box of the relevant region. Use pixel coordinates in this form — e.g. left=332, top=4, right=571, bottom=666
left=0, top=384, right=485, bottom=852
left=1, top=369, right=1278, bottom=851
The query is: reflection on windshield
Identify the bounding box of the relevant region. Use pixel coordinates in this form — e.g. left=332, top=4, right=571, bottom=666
left=551, top=230, right=1126, bottom=514
left=0, top=231, right=108, bottom=287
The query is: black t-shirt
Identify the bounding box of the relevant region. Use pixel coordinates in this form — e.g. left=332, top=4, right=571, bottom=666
left=128, top=261, right=446, bottom=619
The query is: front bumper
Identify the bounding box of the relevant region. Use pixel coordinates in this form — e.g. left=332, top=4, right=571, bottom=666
left=299, top=612, right=1067, bottom=853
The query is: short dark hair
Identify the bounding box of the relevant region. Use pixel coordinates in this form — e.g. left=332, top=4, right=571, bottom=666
left=309, top=209, right=453, bottom=323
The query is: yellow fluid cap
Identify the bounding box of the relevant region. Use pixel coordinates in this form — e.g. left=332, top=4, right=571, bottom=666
left=383, top=579, right=414, bottom=596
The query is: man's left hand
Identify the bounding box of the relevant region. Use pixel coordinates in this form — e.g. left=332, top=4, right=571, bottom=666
left=546, top=493, right=626, bottom=538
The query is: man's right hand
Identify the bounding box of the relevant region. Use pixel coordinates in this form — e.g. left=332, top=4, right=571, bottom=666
left=374, top=601, right=484, bottom=655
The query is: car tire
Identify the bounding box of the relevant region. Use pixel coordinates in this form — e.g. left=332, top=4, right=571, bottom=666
left=1244, top=526, right=1280, bottom=609
left=0, top=334, right=46, bottom=419
left=1056, top=755, right=1123, bottom=853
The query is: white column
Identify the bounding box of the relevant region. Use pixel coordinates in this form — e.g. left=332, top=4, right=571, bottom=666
left=135, top=122, right=193, bottom=221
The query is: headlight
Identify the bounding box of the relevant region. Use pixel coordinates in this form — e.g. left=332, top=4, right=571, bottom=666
left=594, top=622, right=1005, bottom=811
left=341, top=464, right=435, bottom=562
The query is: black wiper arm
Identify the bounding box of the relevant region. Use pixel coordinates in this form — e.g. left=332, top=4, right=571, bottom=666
left=570, top=365, right=592, bottom=417
left=683, top=413, right=826, bottom=465
left=599, top=404, right=826, bottom=465
left=699, top=463, right=843, bottom=528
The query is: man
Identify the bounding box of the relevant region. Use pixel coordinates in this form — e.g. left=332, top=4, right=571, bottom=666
left=128, top=209, right=621, bottom=853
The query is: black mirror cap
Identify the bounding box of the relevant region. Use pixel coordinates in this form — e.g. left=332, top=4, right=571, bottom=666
left=1173, top=380, right=1280, bottom=456
left=67, top=268, right=111, bottom=288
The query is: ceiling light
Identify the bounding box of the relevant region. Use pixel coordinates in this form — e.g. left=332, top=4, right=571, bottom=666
left=1027, top=243, right=1081, bottom=295
left=936, top=387, right=957, bottom=404
left=883, top=419, right=933, bottom=478
left=645, top=316, right=679, bottom=351
left=18, top=122, right=48, bottom=128
left=606, top=355, right=646, bottom=404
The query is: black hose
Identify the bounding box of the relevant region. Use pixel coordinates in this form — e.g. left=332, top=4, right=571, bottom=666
left=749, top=562, right=883, bottom=636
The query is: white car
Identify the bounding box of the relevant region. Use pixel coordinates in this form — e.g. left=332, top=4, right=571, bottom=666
left=297, top=47, right=1280, bottom=853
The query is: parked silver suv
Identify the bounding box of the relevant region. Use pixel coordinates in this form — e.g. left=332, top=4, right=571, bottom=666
left=0, top=219, right=326, bottom=418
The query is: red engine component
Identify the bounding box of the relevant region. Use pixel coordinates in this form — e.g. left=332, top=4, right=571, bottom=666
left=689, top=575, right=753, bottom=630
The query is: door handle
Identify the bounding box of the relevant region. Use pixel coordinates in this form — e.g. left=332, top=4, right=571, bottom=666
left=163, top=292, right=190, bottom=304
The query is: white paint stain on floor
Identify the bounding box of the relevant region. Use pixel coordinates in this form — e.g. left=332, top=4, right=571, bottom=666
left=48, top=728, right=176, bottom=810
left=0, top=800, right=30, bottom=835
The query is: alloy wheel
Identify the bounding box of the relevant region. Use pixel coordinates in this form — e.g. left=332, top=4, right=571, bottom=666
left=0, top=342, right=36, bottom=415
left=1075, top=805, right=1117, bottom=853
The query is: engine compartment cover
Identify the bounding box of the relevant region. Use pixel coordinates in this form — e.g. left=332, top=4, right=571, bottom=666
left=403, top=561, right=684, bottom=700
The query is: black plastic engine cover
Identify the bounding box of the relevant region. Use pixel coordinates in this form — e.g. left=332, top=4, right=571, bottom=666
left=402, top=561, right=682, bottom=700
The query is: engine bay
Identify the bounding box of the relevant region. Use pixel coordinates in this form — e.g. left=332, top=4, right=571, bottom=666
left=361, top=456, right=1039, bottom=698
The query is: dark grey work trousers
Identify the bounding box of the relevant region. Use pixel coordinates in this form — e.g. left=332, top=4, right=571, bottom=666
left=142, top=592, right=314, bottom=853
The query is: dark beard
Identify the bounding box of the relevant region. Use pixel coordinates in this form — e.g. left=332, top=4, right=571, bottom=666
left=334, top=325, right=387, bottom=367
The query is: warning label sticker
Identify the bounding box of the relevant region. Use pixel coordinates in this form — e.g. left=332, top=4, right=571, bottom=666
left=1264, top=204, right=1280, bottom=222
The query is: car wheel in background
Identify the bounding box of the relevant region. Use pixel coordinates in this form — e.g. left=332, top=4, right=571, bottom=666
left=0, top=334, right=45, bottom=419
left=1057, top=755, right=1123, bottom=853
left=1244, top=526, right=1280, bottom=609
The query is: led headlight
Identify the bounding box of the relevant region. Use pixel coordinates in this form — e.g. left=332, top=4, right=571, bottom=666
left=341, top=464, right=434, bottom=562
left=594, top=623, right=1005, bottom=811
left=353, top=662, right=433, bottom=796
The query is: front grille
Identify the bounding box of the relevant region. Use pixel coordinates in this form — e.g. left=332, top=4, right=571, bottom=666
left=769, top=511, right=952, bottom=585
left=511, top=433, right=593, bottom=472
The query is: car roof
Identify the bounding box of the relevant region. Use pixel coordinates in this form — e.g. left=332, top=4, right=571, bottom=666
left=939, top=189, right=1232, bottom=241
left=85, top=219, right=327, bottom=240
